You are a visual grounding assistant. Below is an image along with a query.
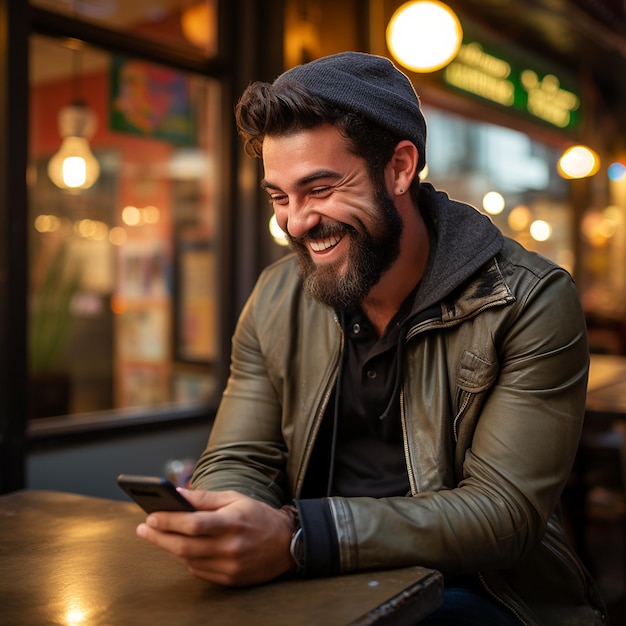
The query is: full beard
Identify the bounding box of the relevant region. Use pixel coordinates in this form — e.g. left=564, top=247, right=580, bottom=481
left=288, top=189, right=404, bottom=311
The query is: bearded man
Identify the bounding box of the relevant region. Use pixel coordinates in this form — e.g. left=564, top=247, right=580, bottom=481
left=137, top=52, right=605, bottom=625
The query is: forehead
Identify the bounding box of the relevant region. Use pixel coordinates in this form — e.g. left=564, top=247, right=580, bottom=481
left=261, top=124, right=357, bottom=182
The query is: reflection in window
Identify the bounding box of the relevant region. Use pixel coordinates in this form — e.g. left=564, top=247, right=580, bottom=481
left=28, top=36, right=221, bottom=419
left=422, top=106, right=573, bottom=273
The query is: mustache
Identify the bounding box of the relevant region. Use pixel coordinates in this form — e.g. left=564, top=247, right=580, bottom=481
left=288, top=222, right=355, bottom=246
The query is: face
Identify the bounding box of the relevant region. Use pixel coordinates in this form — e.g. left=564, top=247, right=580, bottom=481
left=262, top=124, right=403, bottom=310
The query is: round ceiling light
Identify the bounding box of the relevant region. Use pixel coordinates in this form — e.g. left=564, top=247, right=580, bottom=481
left=386, top=1, right=463, bottom=73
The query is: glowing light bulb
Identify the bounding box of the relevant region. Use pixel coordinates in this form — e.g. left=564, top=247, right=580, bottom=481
left=482, top=191, right=505, bottom=215
left=557, top=145, right=599, bottom=179
left=48, top=137, right=100, bottom=189
left=63, top=155, right=87, bottom=187
left=530, top=219, right=552, bottom=241
left=508, top=205, right=532, bottom=231
left=387, top=1, right=463, bottom=73
left=48, top=103, right=100, bottom=191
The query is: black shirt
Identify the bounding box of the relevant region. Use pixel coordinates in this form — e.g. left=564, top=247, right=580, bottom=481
left=302, top=287, right=418, bottom=499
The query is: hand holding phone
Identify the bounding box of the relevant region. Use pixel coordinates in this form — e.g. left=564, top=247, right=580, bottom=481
left=117, top=474, right=196, bottom=513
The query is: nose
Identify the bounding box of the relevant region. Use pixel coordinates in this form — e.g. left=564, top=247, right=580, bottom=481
left=275, top=199, right=321, bottom=240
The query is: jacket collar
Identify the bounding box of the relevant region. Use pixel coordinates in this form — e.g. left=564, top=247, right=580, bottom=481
left=411, top=183, right=506, bottom=317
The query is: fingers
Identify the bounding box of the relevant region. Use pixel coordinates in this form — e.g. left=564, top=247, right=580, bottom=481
left=137, top=521, right=218, bottom=558
left=140, top=489, right=246, bottom=534
left=134, top=490, right=296, bottom=586
left=136, top=511, right=217, bottom=539
left=134, top=491, right=268, bottom=545
left=136, top=520, right=252, bottom=586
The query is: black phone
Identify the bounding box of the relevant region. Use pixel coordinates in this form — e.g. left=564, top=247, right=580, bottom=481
left=117, top=474, right=196, bottom=513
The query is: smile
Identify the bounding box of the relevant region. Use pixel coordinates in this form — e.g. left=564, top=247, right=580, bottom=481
left=309, top=233, right=343, bottom=252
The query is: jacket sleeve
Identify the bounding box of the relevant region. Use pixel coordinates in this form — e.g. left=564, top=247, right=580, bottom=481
left=190, top=268, right=290, bottom=509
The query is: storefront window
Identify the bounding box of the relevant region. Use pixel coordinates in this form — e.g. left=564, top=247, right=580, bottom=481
left=28, top=35, right=221, bottom=419
left=31, top=0, right=219, bottom=58
left=423, top=107, right=573, bottom=273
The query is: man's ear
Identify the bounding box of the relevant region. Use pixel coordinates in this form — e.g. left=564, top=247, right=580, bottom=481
left=388, top=140, right=419, bottom=196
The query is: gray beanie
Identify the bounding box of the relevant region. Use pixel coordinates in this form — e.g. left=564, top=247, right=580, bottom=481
left=274, top=51, right=427, bottom=171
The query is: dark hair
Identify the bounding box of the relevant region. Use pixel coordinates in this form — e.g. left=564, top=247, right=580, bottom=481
left=235, top=80, right=420, bottom=202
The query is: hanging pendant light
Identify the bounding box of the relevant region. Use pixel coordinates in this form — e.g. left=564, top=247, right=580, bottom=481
left=48, top=101, right=100, bottom=191
left=48, top=44, right=100, bottom=192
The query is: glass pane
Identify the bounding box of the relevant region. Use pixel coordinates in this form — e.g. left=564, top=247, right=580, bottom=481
left=28, top=35, right=221, bottom=419
left=423, top=106, right=573, bottom=273
left=30, top=0, right=219, bottom=58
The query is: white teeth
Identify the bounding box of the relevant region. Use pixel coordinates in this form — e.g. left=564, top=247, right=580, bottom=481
left=310, top=234, right=342, bottom=252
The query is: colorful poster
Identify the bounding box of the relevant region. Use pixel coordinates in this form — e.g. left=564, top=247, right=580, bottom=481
left=110, top=56, right=194, bottom=144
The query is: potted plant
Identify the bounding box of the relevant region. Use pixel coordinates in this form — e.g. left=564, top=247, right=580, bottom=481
left=28, top=240, right=81, bottom=418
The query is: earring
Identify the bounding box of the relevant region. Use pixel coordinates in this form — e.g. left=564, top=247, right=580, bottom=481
left=399, top=188, right=404, bottom=194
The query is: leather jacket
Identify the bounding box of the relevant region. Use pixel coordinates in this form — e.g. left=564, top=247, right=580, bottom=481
left=192, top=184, right=606, bottom=625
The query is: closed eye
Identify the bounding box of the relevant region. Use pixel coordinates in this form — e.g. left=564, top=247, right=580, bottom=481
left=310, top=186, right=332, bottom=198
left=268, top=193, right=288, bottom=206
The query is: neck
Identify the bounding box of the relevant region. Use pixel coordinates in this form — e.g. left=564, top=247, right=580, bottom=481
left=361, top=203, right=430, bottom=336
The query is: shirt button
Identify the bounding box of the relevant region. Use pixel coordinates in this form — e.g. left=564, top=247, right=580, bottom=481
left=352, top=323, right=361, bottom=334
left=366, top=369, right=377, bottom=379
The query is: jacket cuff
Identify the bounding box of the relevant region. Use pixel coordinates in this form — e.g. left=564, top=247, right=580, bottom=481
left=293, top=498, right=339, bottom=578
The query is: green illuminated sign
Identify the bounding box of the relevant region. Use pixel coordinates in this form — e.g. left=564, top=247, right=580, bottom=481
left=442, top=41, right=581, bottom=130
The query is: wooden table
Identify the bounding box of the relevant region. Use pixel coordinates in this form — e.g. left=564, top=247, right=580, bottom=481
left=0, top=490, right=443, bottom=626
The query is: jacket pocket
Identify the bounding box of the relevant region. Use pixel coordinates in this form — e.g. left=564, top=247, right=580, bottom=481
left=453, top=350, right=499, bottom=441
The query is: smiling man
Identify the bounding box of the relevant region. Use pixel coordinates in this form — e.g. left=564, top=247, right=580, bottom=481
left=137, top=52, right=606, bottom=625
left=261, top=123, right=424, bottom=325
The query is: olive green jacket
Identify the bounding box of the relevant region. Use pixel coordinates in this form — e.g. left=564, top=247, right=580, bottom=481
left=193, top=187, right=606, bottom=625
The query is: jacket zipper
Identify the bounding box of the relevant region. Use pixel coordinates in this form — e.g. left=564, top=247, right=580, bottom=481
left=294, top=318, right=344, bottom=497
left=453, top=390, right=472, bottom=442
left=477, top=572, right=532, bottom=626
left=399, top=386, right=418, bottom=496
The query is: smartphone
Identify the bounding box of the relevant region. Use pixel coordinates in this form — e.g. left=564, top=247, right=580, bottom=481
left=117, top=474, right=196, bottom=513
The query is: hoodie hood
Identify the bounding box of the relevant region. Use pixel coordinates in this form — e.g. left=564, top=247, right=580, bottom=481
left=412, top=182, right=505, bottom=315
